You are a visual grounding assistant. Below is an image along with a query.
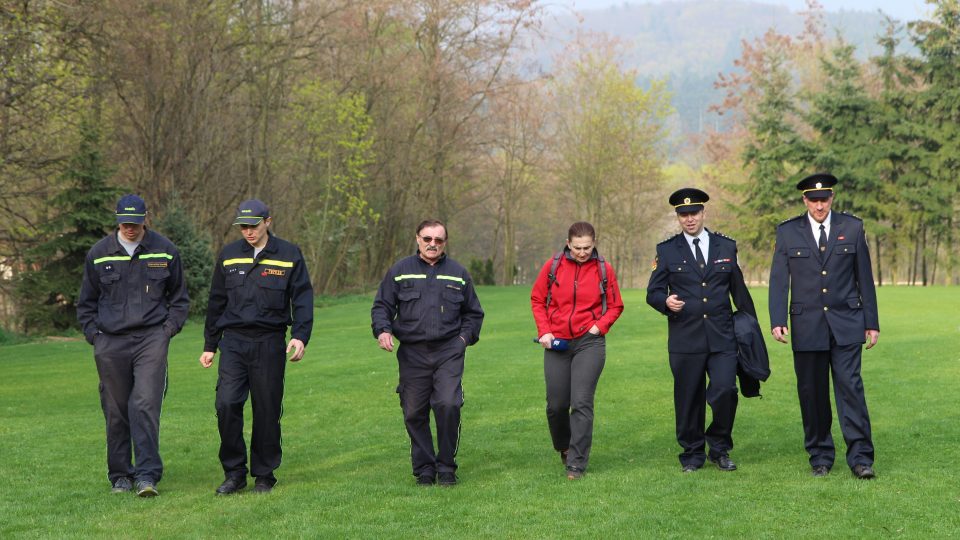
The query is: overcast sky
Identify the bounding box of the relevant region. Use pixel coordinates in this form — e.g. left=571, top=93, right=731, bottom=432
left=547, top=0, right=931, bottom=23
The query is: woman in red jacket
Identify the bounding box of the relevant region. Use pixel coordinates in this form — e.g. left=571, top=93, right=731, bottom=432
left=530, top=221, right=624, bottom=479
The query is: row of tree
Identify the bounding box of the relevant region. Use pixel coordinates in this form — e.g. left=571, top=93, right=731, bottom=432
left=1, top=0, right=675, bottom=333
left=2, top=0, right=958, bottom=335
left=702, top=0, right=959, bottom=287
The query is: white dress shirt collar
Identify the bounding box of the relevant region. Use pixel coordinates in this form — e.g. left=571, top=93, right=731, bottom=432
left=808, top=211, right=832, bottom=243
left=683, top=228, right=709, bottom=262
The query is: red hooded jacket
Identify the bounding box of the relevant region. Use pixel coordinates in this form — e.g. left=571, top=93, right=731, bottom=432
left=530, top=249, right=624, bottom=340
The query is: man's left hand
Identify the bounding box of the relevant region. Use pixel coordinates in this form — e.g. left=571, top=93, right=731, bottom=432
left=865, top=329, right=879, bottom=349
left=287, top=338, right=306, bottom=361
left=588, top=324, right=601, bottom=335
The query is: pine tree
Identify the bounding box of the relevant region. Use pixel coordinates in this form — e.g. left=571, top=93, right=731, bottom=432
left=737, top=39, right=813, bottom=255
left=155, top=196, right=213, bottom=317
left=15, top=120, right=121, bottom=333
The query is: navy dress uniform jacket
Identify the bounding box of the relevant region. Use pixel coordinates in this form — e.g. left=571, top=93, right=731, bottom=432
left=768, top=212, right=879, bottom=351
left=203, top=233, right=314, bottom=352
left=646, top=231, right=757, bottom=353
left=77, top=229, right=190, bottom=343
left=371, top=252, right=484, bottom=345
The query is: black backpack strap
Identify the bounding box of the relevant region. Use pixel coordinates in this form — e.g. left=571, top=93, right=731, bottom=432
left=543, top=252, right=563, bottom=309
left=597, top=255, right=608, bottom=315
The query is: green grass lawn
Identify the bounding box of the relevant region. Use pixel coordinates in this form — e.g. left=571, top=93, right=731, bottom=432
left=1, top=286, right=958, bottom=538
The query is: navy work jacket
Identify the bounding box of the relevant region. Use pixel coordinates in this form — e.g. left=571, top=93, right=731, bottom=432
left=371, top=252, right=484, bottom=345
left=77, top=229, right=189, bottom=343
left=203, top=233, right=313, bottom=353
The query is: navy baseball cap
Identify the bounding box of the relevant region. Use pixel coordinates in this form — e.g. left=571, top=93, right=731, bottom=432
left=233, top=199, right=270, bottom=225
left=116, top=194, right=147, bottom=224
left=669, top=188, right=709, bottom=213
left=797, top=173, right=837, bottom=199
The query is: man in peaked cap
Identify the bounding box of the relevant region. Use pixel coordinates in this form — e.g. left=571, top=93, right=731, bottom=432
left=77, top=194, right=190, bottom=497
left=768, top=173, right=879, bottom=479
left=199, top=199, right=314, bottom=495
left=646, top=188, right=757, bottom=473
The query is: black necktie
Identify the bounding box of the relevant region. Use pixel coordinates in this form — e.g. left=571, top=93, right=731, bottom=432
left=818, top=224, right=827, bottom=253
left=693, top=238, right=706, bottom=270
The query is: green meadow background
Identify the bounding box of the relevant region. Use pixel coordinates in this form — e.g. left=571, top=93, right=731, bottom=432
left=1, top=287, right=958, bottom=538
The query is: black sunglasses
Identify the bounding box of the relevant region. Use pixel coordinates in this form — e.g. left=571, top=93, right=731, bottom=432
left=418, top=235, right=446, bottom=245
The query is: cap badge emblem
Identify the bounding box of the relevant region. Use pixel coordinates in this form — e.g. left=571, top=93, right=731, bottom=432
left=683, top=197, right=691, bottom=204
left=815, top=182, right=822, bottom=189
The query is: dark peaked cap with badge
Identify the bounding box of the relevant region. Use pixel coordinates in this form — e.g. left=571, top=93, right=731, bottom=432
left=669, top=188, right=709, bottom=213
left=797, top=173, right=837, bottom=199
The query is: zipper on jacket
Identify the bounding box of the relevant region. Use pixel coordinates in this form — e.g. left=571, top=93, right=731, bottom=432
left=569, top=264, right=581, bottom=336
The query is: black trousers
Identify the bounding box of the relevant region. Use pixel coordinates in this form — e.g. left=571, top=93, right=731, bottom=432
left=396, top=336, right=465, bottom=476
left=93, top=325, right=169, bottom=484
left=669, top=349, right=738, bottom=467
left=543, top=332, right=606, bottom=471
left=216, top=330, right=286, bottom=483
left=793, top=341, right=874, bottom=470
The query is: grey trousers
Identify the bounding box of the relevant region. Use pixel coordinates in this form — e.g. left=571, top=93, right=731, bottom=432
left=543, top=332, right=606, bottom=471
left=93, top=325, right=169, bottom=484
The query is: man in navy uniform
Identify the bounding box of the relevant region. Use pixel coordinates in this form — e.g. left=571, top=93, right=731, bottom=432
left=78, top=194, right=190, bottom=497
left=371, top=220, right=484, bottom=487
left=199, top=199, right=314, bottom=494
left=646, top=188, right=757, bottom=473
left=768, top=173, right=879, bottom=479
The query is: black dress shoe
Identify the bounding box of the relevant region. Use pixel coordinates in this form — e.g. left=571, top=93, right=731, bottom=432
left=852, top=464, right=875, bottom=479
left=811, top=465, right=830, bottom=477
left=709, top=455, right=737, bottom=471
left=681, top=464, right=700, bottom=473
left=215, top=476, right=247, bottom=495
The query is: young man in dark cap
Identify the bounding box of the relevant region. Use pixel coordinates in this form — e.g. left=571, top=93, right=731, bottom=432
left=769, top=173, right=879, bottom=479
left=77, top=194, right=190, bottom=497
left=199, top=199, right=314, bottom=494
left=646, top=188, right=757, bottom=473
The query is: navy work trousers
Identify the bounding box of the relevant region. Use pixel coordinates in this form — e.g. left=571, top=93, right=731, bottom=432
left=93, top=325, right=169, bottom=484
left=396, top=336, right=466, bottom=477
left=216, top=330, right=286, bottom=484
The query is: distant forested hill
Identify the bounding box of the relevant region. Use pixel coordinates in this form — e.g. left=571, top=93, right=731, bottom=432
left=536, top=0, right=908, bottom=138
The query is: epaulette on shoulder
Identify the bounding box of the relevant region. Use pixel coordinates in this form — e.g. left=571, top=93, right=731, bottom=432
left=840, top=211, right=863, bottom=221
left=712, top=230, right=735, bottom=241
left=657, top=233, right=681, bottom=246
left=779, top=213, right=805, bottom=226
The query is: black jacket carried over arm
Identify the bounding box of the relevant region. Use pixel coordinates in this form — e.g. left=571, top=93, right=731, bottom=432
left=733, top=310, right=770, bottom=398
left=77, top=229, right=190, bottom=344
left=371, top=252, right=484, bottom=345
left=203, top=233, right=314, bottom=353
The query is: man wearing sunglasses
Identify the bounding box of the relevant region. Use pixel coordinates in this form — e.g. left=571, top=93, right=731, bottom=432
left=371, top=220, right=485, bottom=487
